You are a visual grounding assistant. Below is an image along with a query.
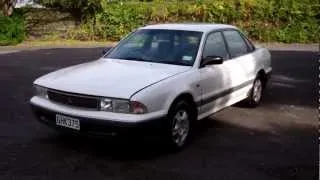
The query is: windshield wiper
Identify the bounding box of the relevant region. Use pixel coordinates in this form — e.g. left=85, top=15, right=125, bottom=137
left=156, top=60, right=190, bottom=66
left=122, top=57, right=152, bottom=62
left=118, top=57, right=190, bottom=66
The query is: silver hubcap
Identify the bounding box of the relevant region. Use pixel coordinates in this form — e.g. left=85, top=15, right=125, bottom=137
left=172, top=110, right=189, bottom=147
left=253, top=79, right=262, bottom=103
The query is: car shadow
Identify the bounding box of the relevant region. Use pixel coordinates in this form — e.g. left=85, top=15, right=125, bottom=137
left=37, top=115, right=316, bottom=179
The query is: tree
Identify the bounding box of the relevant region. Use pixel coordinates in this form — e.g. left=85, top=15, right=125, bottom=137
left=0, top=0, right=17, bottom=16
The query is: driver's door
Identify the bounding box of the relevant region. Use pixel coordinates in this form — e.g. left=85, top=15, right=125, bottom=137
left=198, top=31, right=233, bottom=118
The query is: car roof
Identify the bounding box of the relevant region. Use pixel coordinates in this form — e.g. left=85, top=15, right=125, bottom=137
left=140, top=23, right=238, bottom=33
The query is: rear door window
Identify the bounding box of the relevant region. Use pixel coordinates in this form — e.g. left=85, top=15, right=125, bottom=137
left=223, top=30, right=249, bottom=58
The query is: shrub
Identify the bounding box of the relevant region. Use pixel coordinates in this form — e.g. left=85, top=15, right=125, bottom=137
left=71, top=0, right=319, bottom=43
left=0, top=12, right=25, bottom=46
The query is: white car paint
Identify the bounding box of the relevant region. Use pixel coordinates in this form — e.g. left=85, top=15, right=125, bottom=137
left=140, top=23, right=236, bottom=33
left=30, top=23, right=272, bottom=124
left=34, top=59, right=191, bottom=99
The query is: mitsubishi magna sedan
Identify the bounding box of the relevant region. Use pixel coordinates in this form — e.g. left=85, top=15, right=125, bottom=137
left=30, top=24, right=272, bottom=149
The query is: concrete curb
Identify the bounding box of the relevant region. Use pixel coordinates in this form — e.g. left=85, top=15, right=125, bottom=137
left=257, top=43, right=319, bottom=52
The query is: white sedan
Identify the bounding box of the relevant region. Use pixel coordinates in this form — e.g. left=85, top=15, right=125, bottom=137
left=30, top=24, right=272, bottom=149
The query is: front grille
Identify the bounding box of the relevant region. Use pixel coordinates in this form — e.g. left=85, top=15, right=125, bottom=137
left=47, top=90, right=99, bottom=109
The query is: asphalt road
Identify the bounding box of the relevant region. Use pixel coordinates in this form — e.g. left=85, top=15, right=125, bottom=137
left=0, top=48, right=317, bottom=180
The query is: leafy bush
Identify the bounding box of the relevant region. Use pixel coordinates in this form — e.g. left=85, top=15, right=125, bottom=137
left=68, top=0, right=319, bottom=43
left=0, top=12, right=25, bottom=46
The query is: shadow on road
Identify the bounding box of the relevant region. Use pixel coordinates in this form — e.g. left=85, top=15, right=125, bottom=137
left=36, top=116, right=316, bottom=180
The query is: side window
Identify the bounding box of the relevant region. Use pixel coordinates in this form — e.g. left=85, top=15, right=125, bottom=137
left=241, top=33, right=255, bottom=52
left=202, top=32, right=229, bottom=60
left=223, top=30, right=249, bottom=58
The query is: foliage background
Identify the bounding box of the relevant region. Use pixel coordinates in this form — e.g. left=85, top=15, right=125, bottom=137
left=1, top=0, right=319, bottom=45
left=67, top=0, right=320, bottom=43
left=0, top=10, right=25, bottom=45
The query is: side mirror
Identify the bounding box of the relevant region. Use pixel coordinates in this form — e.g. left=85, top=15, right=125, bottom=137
left=201, top=56, right=223, bottom=67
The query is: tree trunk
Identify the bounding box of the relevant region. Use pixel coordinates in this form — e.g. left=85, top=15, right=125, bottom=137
left=0, top=0, right=16, bottom=16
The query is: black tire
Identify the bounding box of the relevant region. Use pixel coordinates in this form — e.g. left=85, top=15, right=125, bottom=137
left=245, top=76, right=264, bottom=107
left=164, top=100, right=194, bottom=151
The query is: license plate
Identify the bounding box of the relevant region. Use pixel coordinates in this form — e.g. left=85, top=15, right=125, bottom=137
left=56, top=114, right=80, bottom=130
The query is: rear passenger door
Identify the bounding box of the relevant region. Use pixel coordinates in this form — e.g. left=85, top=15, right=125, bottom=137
left=223, top=30, right=256, bottom=83
left=220, top=30, right=256, bottom=103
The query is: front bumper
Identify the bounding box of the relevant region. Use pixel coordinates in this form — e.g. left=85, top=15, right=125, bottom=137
left=31, top=104, right=167, bottom=137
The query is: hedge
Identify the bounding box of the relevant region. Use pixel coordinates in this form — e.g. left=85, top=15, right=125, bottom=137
left=68, top=0, right=320, bottom=43
left=0, top=12, right=25, bottom=46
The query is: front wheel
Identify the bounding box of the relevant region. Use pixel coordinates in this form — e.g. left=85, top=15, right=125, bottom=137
left=164, top=101, right=193, bottom=150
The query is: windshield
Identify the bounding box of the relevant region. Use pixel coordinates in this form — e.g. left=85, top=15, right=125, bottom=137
left=104, top=29, right=203, bottom=66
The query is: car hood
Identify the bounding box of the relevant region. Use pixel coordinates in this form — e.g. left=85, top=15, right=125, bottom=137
left=34, top=58, right=191, bottom=99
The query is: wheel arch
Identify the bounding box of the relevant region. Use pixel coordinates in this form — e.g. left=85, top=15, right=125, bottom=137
left=168, top=92, right=198, bottom=119
left=257, top=69, right=267, bottom=88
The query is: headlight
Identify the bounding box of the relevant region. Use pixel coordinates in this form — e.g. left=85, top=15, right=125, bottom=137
left=100, top=98, right=147, bottom=114
left=34, top=85, right=48, bottom=99
left=100, top=98, right=113, bottom=111
left=100, top=98, right=130, bottom=113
